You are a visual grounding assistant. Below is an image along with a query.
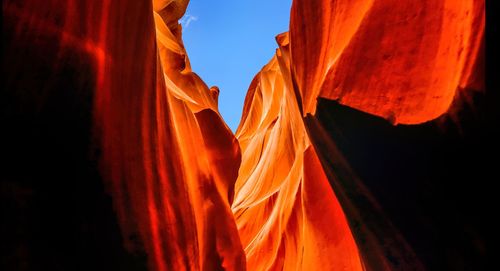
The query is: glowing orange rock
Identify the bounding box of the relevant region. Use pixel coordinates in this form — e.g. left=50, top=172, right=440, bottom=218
left=233, top=1, right=485, bottom=270
left=97, top=1, right=245, bottom=270
left=290, top=0, right=485, bottom=124
left=4, top=0, right=485, bottom=270
left=233, top=33, right=363, bottom=271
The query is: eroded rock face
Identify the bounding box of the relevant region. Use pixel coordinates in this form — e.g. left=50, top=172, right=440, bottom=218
left=3, top=0, right=487, bottom=270
left=4, top=1, right=244, bottom=270
left=232, top=33, right=362, bottom=271
left=234, top=0, right=485, bottom=270
left=290, top=0, right=485, bottom=125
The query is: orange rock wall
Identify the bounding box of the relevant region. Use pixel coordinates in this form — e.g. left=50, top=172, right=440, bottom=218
left=3, top=0, right=485, bottom=270
left=233, top=33, right=362, bottom=270
left=290, top=0, right=484, bottom=124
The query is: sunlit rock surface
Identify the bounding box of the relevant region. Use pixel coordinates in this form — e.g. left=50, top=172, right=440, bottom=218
left=100, top=1, right=246, bottom=270
left=232, top=33, right=362, bottom=271
left=3, top=0, right=489, bottom=270
left=290, top=0, right=485, bottom=124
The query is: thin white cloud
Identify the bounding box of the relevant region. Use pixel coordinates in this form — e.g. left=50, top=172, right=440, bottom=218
left=180, top=14, right=198, bottom=28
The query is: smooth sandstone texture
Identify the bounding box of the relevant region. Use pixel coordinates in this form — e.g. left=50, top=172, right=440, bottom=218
left=232, top=33, right=362, bottom=271
left=290, top=0, right=484, bottom=124
left=3, top=0, right=485, bottom=270
left=101, top=1, right=246, bottom=270
left=5, top=1, right=244, bottom=270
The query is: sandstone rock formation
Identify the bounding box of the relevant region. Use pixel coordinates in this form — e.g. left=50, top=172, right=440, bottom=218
left=3, top=0, right=488, bottom=270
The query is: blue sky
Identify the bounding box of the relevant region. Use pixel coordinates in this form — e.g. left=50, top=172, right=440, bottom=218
left=180, top=0, right=292, bottom=131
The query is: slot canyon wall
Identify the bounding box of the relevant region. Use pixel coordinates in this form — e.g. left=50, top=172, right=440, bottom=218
left=2, top=0, right=493, bottom=271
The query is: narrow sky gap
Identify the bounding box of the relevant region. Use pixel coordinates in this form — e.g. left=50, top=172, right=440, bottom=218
left=181, top=0, right=292, bottom=131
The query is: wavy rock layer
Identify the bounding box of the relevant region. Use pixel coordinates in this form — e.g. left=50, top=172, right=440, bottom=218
left=233, top=33, right=362, bottom=271
left=3, top=0, right=487, bottom=270
left=99, top=1, right=246, bottom=270
left=4, top=1, right=244, bottom=270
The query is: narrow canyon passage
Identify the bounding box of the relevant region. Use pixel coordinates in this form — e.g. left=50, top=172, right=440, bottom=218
left=2, top=1, right=492, bottom=271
